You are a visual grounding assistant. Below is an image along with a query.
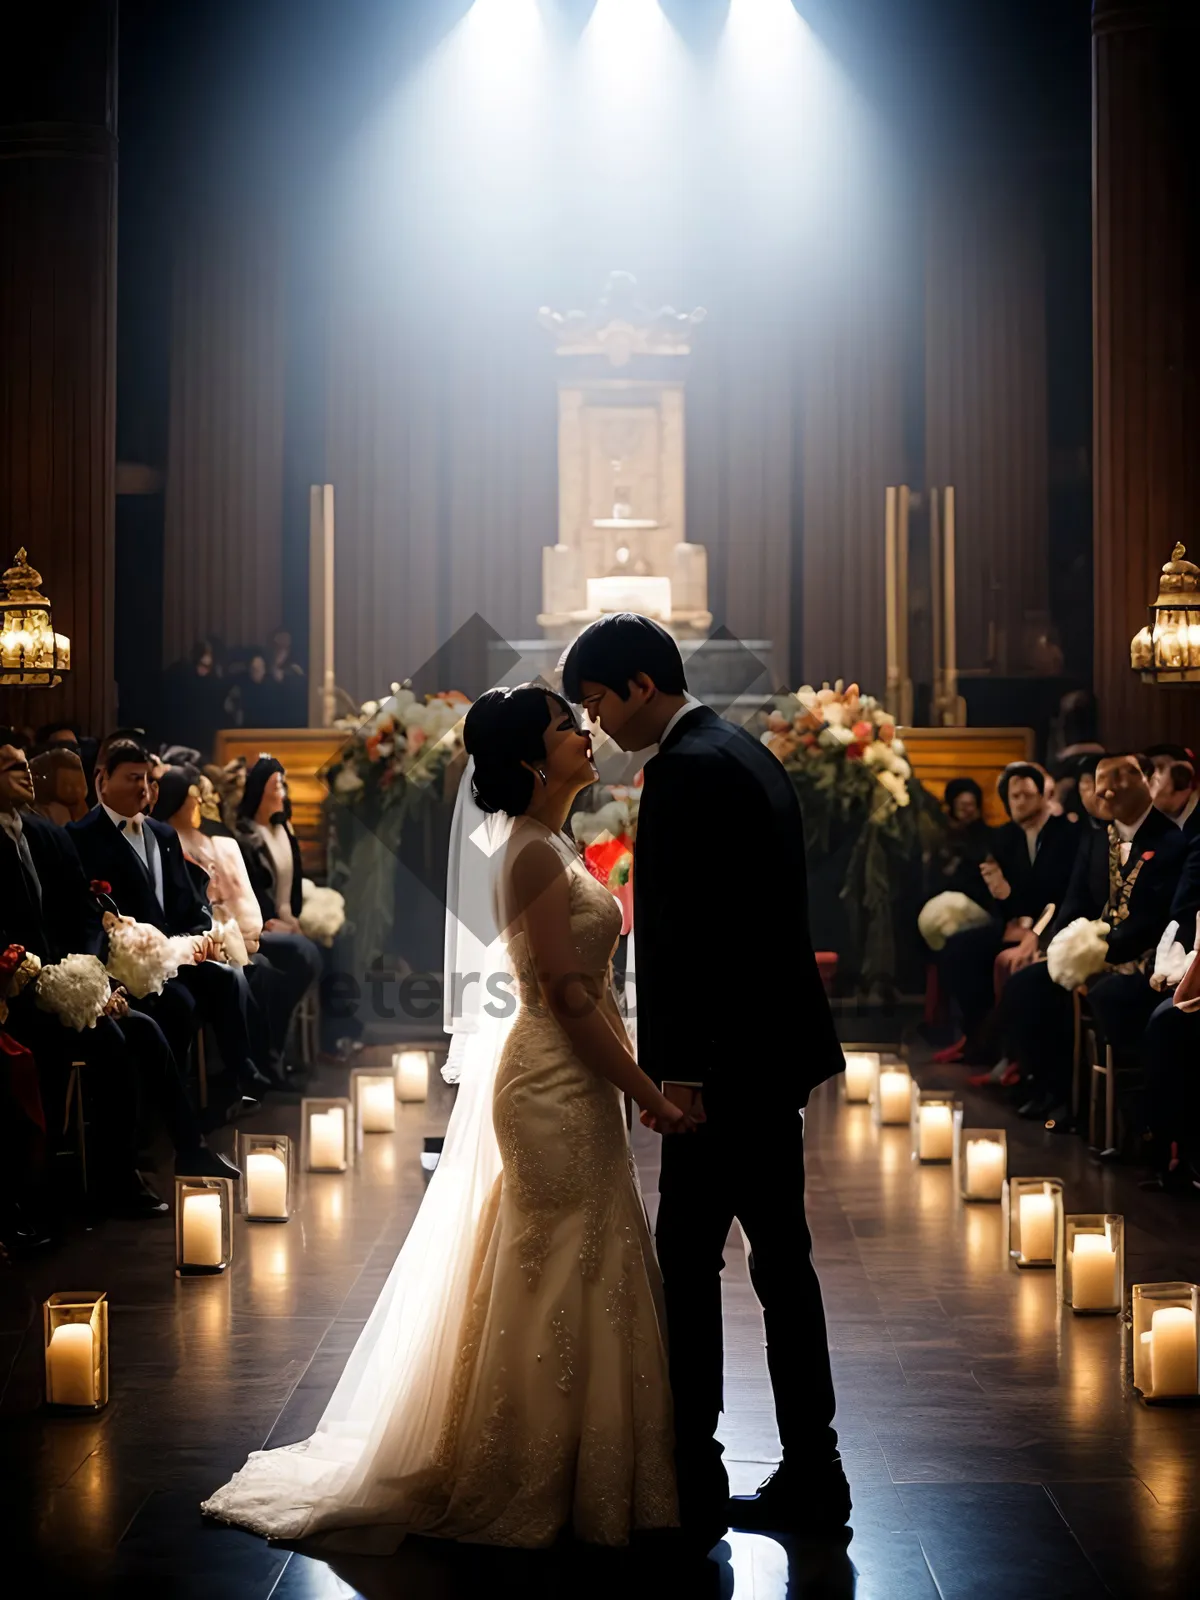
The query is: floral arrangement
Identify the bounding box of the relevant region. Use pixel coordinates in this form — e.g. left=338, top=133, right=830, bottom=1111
left=917, top=890, right=994, bottom=952
left=756, top=680, right=942, bottom=994
left=34, top=953, right=112, bottom=1031
left=760, top=681, right=912, bottom=815
left=1046, top=918, right=1111, bottom=990
left=329, top=684, right=470, bottom=806
left=0, top=943, right=43, bottom=1026
left=300, top=879, right=347, bottom=948
left=102, top=912, right=198, bottom=999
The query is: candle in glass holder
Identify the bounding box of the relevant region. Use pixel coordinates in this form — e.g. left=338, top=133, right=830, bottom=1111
left=1071, top=1232, right=1118, bottom=1311
left=965, top=1138, right=1005, bottom=1199
left=878, top=1069, right=911, bottom=1124
left=309, top=1107, right=346, bottom=1170
left=1019, top=1188, right=1055, bottom=1262
left=843, top=1053, right=876, bottom=1103
left=46, top=1323, right=95, bottom=1407
left=394, top=1050, right=429, bottom=1103
left=245, top=1151, right=288, bottom=1218
left=918, top=1103, right=953, bottom=1161
left=360, top=1078, right=396, bottom=1133
left=1150, top=1307, right=1198, bottom=1396
left=182, top=1192, right=224, bottom=1267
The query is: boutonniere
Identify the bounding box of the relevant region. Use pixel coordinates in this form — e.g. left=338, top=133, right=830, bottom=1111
left=1141, top=851, right=1155, bottom=862
left=89, top=878, right=113, bottom=897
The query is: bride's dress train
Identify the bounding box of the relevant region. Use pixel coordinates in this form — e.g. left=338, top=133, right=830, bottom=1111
left=202, top=826, right=676, bottom=1549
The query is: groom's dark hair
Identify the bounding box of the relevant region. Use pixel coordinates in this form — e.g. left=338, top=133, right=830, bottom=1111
left=560, top=614, right=687, bottom=703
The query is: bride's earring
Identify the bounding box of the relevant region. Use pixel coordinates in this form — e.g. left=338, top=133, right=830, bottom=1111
left=536, top=768, right=548, bottom=786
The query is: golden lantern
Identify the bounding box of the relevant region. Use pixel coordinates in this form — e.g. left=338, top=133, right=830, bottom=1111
left=0, top=548, right=71, bottom=688
left=1130, top=544, right=1200, bottom=683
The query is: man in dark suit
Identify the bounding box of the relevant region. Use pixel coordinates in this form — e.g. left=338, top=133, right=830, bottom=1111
left=940, top=763, right=1079, bottom=1059
left=1140, top=835, right=1200, bottom=1186
left=69, top=738, right=266, bottom=1096
left=0, top=732, right=235, bottom=1217
left=1001, top=752, right=1190, bottom=1124
left=562, top=616, right=847, bottom=1548
left=1147, top=745, right=1200, bottom=836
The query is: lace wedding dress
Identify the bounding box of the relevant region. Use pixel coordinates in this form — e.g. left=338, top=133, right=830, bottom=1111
left=202, top=821, right=676, bottom=1550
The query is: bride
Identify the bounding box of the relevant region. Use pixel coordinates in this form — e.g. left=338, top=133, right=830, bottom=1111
left=203, top=684, right=690, bottom=1549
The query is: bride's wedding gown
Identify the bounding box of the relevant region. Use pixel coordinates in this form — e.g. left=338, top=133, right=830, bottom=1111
left=203, top=825, right=676, bottom=1549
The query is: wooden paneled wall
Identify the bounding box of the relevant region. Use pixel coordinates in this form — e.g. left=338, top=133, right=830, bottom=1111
left=162, top=201, right=286, bottom=663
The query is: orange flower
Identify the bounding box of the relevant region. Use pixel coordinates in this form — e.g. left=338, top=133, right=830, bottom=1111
left=852, top=720, right=873, bottom=741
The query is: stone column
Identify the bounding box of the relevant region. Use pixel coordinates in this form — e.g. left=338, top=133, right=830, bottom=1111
left=0, top=0, right=118, bottom=738
left=1093, top=0, right=1200, bottom=746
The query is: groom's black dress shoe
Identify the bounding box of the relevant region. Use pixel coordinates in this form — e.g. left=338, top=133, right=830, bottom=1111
left=728, top=1460, right=852, bottom=1541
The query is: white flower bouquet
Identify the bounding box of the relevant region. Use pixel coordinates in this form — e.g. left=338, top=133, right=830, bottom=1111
left=35, top=953, right=112, bottom=1031
left=1046, top=918, right=1111, bottom=990
left=103, top=912, right=198, bottom=999
left=300, top=879, right=347, bottom=947
left=917, top=890, right=994, bottom=951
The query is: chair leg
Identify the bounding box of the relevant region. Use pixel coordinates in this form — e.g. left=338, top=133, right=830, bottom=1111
left=1105, top=1043, right=1116, bottom=1153
left=196, top=1030, right=208, bottom=1111
left=1071, top=989, right=1083, bottom=1122
left=65, top=1060, right=88, bottom=1194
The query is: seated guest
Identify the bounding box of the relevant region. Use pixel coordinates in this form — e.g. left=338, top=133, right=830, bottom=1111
left=68, top=738, right=270, bottom=1098
left=233, top=757, right=322, bottom=1058
left=1000, top=752, right=1190, bottom=1125
left=32, top=720, right=81, bottom=753
left=153, top=767, right=263, bottom=953
left=0, top=731, right=236, bottom=1219
left=940, top=764, right=1079, bottom=1063
left=29, top=746, right=90, bottom=825
left=1149, top=748, right=1199, bottom=835
left=1141, top=836, right=1200, bottom=1188
left=935, top=778, right=996, bottom=909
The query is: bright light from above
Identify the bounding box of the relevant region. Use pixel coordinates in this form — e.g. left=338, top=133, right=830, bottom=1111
left=463, top=0, right=545, bottom=67
left=722, top=0, right=811, bottom=69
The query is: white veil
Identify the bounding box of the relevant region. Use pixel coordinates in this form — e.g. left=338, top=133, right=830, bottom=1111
left=202, top=757, right=515, bottom=1549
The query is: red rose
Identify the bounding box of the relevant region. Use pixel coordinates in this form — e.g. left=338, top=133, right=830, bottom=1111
left=846, top=742, right=865, bottom=760
left=1, top=944, right=26, bottom=978
left=1140, top=851, right=1155, bottom=862
left=89, top=879, right=113, bottom=897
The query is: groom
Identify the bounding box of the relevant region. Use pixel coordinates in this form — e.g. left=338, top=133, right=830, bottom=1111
left=562, top=615, right=849, bottom=1548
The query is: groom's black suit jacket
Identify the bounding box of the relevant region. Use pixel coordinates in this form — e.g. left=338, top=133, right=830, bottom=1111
left=68, top=807, right=212, bottom=937
left=633, top=704, right=843, bottom=1110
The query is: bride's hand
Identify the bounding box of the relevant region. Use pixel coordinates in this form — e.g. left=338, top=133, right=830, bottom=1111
left=639, top=1095, right=696, bottom=1136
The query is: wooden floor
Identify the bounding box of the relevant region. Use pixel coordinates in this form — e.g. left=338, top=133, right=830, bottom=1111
left=5, top=1043, right=1200, bottom=1600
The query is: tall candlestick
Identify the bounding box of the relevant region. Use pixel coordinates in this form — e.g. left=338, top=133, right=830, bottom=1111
left=309, top=1107, right=346, bottom=1170
left=1070, top=1232, right=1119, bottom=1311
left=245, top=1152, right=288, bottom=1218
left=964, top=1138, right=1005, bottom=1200
left=182, top=1193, right=224, bottom=1267
left=360, top=1078, right=396, bottom=1133
left=918, top=1103, right=953, bottom=1161
left=1150, top=1307, right=1198, bottom=1396
left=1019, top=1189, right=1055, bottom=1262
left=46, top=1323, right=95, bottom=1407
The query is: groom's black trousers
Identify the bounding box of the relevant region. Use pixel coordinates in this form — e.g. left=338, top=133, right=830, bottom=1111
left=655, top=1100, right=839, bottom=1481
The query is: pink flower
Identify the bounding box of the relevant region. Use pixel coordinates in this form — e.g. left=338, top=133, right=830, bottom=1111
left=408, top=726, right=427, bottom=752
left=852, top=720, right=873, bottom=742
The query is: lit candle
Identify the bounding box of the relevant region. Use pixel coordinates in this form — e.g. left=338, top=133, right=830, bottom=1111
left=360, top=1079, right=396, bottom=1133
left=878, top=1069, right=911, bottom=1124
left=1070, top=1232, right=1118, bottom=1311
left=394, top=1050, right=429, bottom=1103
left=245, top=1151, right=288, bottom=1218
left=309, top=1108, right=345, bottom=1170
left=918, top=1104, right=953, bottom=1161
left=181, top=1192, right=224, bottom=1267
left=843, top=1053, right=876, bottom=1102
left=964, top=1138, right=1005, bottom=1200
left=1150, top=1307, right=1198, bottom=1396
left=47, top=1323, right=95, bottom=1407
left=1018, top=1188, right=1055, bottom=1262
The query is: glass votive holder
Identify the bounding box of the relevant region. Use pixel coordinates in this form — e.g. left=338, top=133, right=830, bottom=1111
left=913, top=1091, right=959, bottom=1163
left=955, top=1120, right=1007, bottom=1202
left=393, top=1048, right=431, bottom=1103
left=873, top=1062, right=913, bottom=1127
left=174, top=1176, right=234, bottom=1277
left=1132, top=1282, right=1200, bottom=1401
left=238, top=1132, right=292, bottom=1222
left=43, top=1291, right=108, bottom=1411
left=1006, top=1175, right=1064, bottom=1268
left=1061, top=1214, right=1123, bottom=1315
left=352, top=1068, right=397, bottom=1137
left=841, top=1049, right=880, bottom=1104
left=301, top=1096, right=353, bottom=1172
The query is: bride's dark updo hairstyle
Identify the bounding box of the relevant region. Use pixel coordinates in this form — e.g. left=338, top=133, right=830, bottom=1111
left=463, top=684, right=578, bottom=816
